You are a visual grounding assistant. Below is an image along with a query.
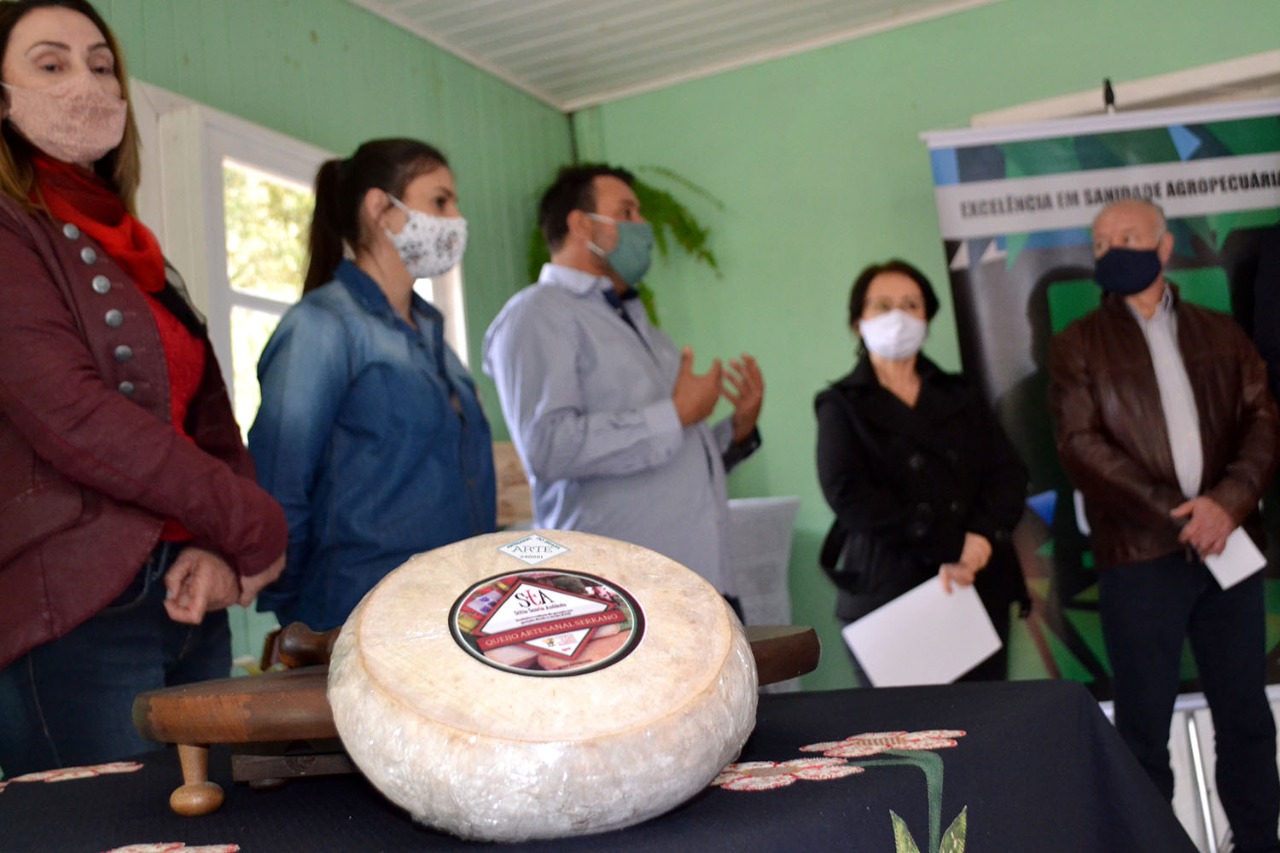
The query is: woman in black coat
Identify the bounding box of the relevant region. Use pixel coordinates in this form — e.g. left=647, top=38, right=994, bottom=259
left=815, top=259, right=1028, bottom=682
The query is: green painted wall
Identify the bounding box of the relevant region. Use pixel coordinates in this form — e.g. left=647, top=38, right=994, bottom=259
left=96, top=0, right=572, bottom=393
left=88, top=0, right=1280, bottom=689
left=574, top=0, right=1280, bottom=690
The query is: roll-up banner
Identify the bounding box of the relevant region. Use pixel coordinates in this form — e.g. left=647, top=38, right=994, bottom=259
left=922, top=99, right=1280, bottom=698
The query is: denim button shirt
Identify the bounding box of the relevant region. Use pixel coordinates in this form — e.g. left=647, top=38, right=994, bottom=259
left=249, top=259, right=495, bottom=630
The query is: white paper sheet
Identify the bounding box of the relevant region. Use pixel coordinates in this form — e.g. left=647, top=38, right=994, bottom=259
left=1204, top=527, right=1266, bottom=590
left=841, top=575, right=1001, bottom=687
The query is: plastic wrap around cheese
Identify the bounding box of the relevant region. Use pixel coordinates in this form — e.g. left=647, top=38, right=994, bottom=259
left=327, top=529, right=758, bottom=842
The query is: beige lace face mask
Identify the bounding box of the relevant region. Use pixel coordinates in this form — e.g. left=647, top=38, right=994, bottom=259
left=2, top=72, right=127, bottom=165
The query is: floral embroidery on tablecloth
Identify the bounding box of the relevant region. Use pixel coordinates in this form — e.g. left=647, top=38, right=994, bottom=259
left=800, top=730, right=966, bottom=759
left=0, top=760, right=143, bottom=789
left=102, top=840, right=240, bottom=845
left=711, top=728, right=971, bottom=850
left=709, top=757, right=864, bottom=791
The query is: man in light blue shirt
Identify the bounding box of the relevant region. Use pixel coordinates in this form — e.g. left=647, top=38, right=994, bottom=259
left=483, top=165, right=763, bottom=600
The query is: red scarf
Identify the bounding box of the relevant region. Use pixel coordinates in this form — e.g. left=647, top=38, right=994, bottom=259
left=34, top=155, right=204, bottom=541
left=34, top=154, right=166, bottom=291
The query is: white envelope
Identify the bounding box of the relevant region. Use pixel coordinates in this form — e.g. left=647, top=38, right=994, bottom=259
left=842, top=575, right=1002, bottom=687
left=1204, top=527, right=1266, bottom=590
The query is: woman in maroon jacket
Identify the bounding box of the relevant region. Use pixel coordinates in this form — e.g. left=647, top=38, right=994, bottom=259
left=0, top=0, right=287, bottom=776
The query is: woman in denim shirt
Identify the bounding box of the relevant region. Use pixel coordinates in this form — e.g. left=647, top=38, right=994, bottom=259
left=249, top=139, right=496, bottom=632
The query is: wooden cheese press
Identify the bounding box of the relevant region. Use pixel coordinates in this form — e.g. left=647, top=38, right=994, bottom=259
left=132, top=622, right=821, bottom=817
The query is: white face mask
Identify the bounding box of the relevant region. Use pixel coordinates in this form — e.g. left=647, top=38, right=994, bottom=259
left=858, top=309, right=927, bottom=360
left=385, top=196, right=468, bottom=279
left=2, top=73, right=127, bottom=165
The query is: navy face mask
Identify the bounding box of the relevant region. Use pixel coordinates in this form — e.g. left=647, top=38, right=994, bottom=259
left=1094, top=247, right=1163, bottom=296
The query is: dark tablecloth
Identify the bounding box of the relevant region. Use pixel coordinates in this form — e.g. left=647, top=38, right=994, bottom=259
left=0, top=679, right=1195, bottom=852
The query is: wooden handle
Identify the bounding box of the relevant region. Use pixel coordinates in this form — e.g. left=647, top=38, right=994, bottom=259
left=275, top=623, right=340, bottom=668
left=745, top=625, right=821, bottom=686
left=260, top=622, right=340, bottom=670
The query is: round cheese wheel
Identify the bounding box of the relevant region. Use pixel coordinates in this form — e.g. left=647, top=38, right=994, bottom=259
left=327, top=530, right=758, bottom=842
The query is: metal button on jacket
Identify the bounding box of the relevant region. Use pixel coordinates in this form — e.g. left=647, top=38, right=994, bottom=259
left=117, top=380, right=135, bottom=397
left=80, top=246, right=97, bottom=264
left=113, top=345, right=133, bottom=362
left=62, top=223, right=80, bottom=240
left=104, top=309, right=124, bottom=328
left=91, top=275, right=111, bottom=294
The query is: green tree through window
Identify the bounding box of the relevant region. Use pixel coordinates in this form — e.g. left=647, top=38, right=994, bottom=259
left=222, top=159, right=313, bottom=438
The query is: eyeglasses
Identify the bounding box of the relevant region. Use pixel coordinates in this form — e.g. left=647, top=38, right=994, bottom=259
left=863, top=297, right=924, bottom=315
left=1093, top=229, right=1165, bottom=256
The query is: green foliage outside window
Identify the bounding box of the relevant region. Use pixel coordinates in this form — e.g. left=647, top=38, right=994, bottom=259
left=222, top=161, right=314, bottom=438
left=223, top=162, right=312, bottom=303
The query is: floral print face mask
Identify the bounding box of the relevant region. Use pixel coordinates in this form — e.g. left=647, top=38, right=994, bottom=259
left=385, top=195, right=468, bottom=280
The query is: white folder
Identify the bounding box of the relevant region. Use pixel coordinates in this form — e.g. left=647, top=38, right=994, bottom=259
left=1204, top=527, right=1266, bottom=590
left=842, top=575, right=1002, bottom=687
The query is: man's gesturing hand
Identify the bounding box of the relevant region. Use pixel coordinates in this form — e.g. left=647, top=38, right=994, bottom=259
left=672, top=346, right=722, bottom=427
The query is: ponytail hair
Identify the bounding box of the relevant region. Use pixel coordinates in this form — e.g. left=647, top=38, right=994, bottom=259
left=303, top=138, right=449, bottom=294
left=304, top=159, right=348, bottom=294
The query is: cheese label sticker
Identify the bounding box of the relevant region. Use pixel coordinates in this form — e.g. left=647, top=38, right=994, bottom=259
left=498, top=533, right=569, bottom=566
left=450, top=570, right=645, bottom=677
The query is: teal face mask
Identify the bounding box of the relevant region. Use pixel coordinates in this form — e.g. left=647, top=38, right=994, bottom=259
left=587, top=214, right=654, bottom=285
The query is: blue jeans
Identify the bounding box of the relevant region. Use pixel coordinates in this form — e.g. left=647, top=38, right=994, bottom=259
left=1099, top=552, right=1280, bottom=852
left=0, top=542, right=231, bottom=779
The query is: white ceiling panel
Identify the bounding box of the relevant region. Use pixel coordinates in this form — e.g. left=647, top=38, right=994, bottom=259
left=348, top=0, right=1004, bottom=111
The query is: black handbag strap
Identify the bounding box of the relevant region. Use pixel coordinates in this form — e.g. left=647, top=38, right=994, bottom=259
left=819, top=517, right=846, bottom=572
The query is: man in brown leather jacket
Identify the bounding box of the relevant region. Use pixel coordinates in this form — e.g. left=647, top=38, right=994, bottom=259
left=1050, top=199, right=1280, bottom=852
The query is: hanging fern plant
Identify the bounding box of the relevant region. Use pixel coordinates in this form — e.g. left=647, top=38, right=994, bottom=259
left=525, top=164, right=723, bottom=326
